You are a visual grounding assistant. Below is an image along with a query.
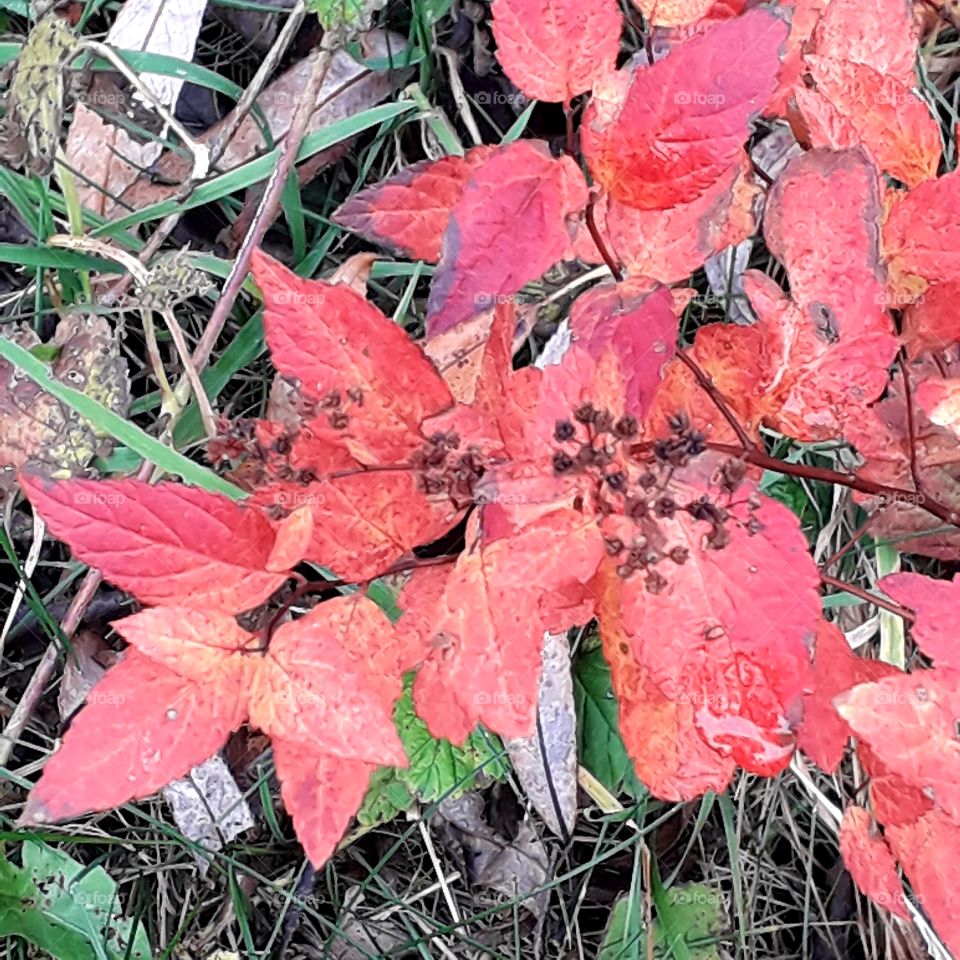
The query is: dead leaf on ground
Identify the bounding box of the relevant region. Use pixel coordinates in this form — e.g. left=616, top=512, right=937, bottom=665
left=504, top=631, right=578, bottom=840
left=0, top=314, right=129, bottom=501
left=436, top=791, right=550, bottom=917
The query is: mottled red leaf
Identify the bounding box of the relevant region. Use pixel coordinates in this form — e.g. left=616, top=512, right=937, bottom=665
left=581, top=9, right=787, bottom=210
left=20, top=476, right=289, bottom=612
left=885, top=809, right=960, bottom=953
left=252, top=248, right=452, bottom=462
left=426, top=140, right=588, bottom=335
left=883, top=169, right=960, bottom=300
left=881, top=572, right=960, bottom=669
left=794, top=59, right=940, bottom=188
left=837, top=669, right=960, bottom=822
left=859, top=741, right=934, bottom=827
left=253, top=475, right=457, bottom=582
left=332, top=147, right=496, bottom=262
left=272, top=741, right=376, bottom=867
left=568, top=281, right=678, bottom=417
left=797, top=621, right=895, bottom=773
left=838, top=806, right=909, bottom=920
left=593, top=558, right=736, bottom=799
left=902, top=281, right=960, bottom=358
left=249, top=594, right=408, bottom=766
left=571, top=153, right=761, bottom=282
left=20, top=651, right=246, bottom=825
left=491, top=0, right=622, bottom=102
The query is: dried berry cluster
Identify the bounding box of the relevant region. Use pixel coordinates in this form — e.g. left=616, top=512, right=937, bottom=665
left=551, top=407, right=767, bottom=593
left=412, top=430, right=487, bottom=507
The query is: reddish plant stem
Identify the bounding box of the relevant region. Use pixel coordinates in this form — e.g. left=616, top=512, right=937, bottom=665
left=675, top=350, right=960, bottom=527
left=705, top=441, right=958, bottom=525
left=820, top=573, right=914, bottom=622
left=585, top=196, right=624, bottom=282
left=674, top=350, right=757, bottom=451
left=564, top=97, right=577, bottom=158
left=820, top=509, right=883, bottom=572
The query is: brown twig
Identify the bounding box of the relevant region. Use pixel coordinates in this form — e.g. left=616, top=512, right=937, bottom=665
left=192, top=35, right=339, bottom=372
left=820, top=509, right=883, bottom=572
left=675, top=350, right=758, bottom=451
left=585, top=196, right=623, bottom=282
left=820, top=573, right=915, bottom=622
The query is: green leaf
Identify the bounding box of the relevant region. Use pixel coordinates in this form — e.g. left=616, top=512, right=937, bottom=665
left=0, top=334, right=245, bottom=499
left=0, top=841, right=150, bottom=960
left=307, top=0, right=387, bottom=32
left=574, top=646, right=645, bottom=800
left=599, top=884, right=725, bottom=960
left=358, top=681, right=508, bottom=827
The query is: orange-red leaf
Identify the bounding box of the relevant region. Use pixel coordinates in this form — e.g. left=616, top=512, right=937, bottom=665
left=593, top=558, right=736, bottom=799
left=885, top=810, right=960, bottom=953
left=249, top=594, right=408, bottom=766
left=332, top=147, right=496, bottom=262
left=568, top=281, right=678, bottom=417
left=916, top=378, right=960, bottom=437
left=902, top=281, right=960, bottom=358
left=838, top=806, right=909, bottom=920
left=631, top=0, right=718, bottom=28
left=111, top=607, right=253, bottom=690
left=600, top=458, right=819, bottom=778
left=796, top=621, right=895, bottom=773
left=837, top=669, right=960, bottom=822
left=581, top=9, right=787, bottom=210
left=571, top=153, right=761, bottom=282
left=883, top=170, right=960, bottom=299
left=881, top=573, right=960, bottom=669
left=794, top=60, right=940, bottom=188
left=491, top=0, right=622, bottom=102
left=252, top=248, right=452, bottom=462
left=21, top=476, right=289, bottom=612
left=254, top=475, right=457, bottom=582
left=272, top=740, right=375, bottom=867
left=20, top=651, right=245, bottom=825
left=426, top=141, right=588, bottom=335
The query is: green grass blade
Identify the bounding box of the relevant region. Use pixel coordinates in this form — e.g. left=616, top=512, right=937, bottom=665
left=0, top=335, right=245, bottom=498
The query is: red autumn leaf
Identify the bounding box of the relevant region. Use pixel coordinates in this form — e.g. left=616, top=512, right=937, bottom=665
left=272, top=741, right=375, bottom=867
left=567, top=281, right=678, bottom=416
left=765, top=0, right=829, bottom=116
left=858, top=741, right=934, bottom=827
left=794, top=59, right=940, bottom=188
left=885, top=809, right=960, bottom=953
left=838, top=805, right=909, bottom=920
left=248, top=595, right=409, bottom=766
left=570, top=152, right=761, bottom=283
left=252, top=248, right=453, bottom=463
left=426, top=140, right=588, bottom=335
left=332, top=146, right=497, bottom=262
left=581, top=9, right=787, bottom=210
left=22, top=594, right=412, bottom=866
left=902, top=281, right=960, bottom=358
left=20, top=475, right=292, bottom=612
left=491, top=0, right=622, bottom=103
left=808, top=0, right=920, bottom=84
left=881, top=572, right=960, bottom=669
left=883, top=169, right=960, bottom=300
left=254, top=476, right=457, bottom=583
left=597, top=456, right=819, bottom=778
left=796, top=621, right=896, bottom=773
left=593, top=557, right=736, bottom=799
left=742, top=148, right=898, bottom=439
left=20, top=650, right=248, bottom=825
left=837, top=669, right=960, bottom=822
